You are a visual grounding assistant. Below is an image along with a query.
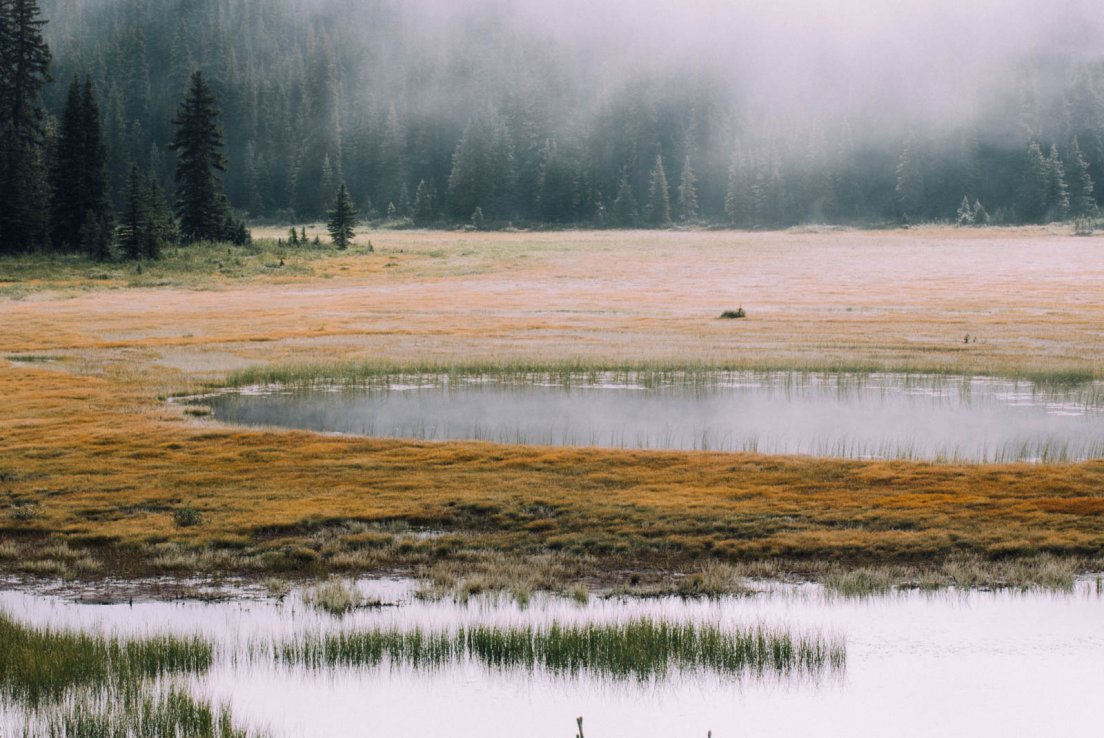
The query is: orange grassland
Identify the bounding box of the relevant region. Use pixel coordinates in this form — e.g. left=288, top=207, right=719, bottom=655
left=1, top=227, right=1103, bottom=582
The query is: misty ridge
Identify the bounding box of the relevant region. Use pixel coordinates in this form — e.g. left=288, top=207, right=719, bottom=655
left=39, top=0, right=1104, bottom=227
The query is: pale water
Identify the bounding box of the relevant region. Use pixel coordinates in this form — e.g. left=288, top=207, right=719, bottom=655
left=2, top=580, right=1103, bottom=737
left=191, top=373, right=1104, bottom=462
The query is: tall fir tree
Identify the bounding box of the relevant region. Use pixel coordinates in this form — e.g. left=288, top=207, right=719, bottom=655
left=118, top=164, right=148, bottom=261
left=413, top=178, right=437, bottom=225
left=1067, top=137, right=1096, bottom=218
left=327, top=182, right=357, bottom=250
left=0, top=0, right=52, bottom=254
left=677, top=155, right=700, bottom=222
left=610, top=167, right=638, bottom=227
left=724, top=143, right=751, bottom=226
left=49, top=76, right=109, bottom=253
left=1045, top=144, right=1070, bottom=221
left=894, top=133, right=924, bottom=220
left=1019, top=142, right=1050, bottom=223
left=170, top=71, right=229, bottom=243
left=645, top=154, right=671, bottom=226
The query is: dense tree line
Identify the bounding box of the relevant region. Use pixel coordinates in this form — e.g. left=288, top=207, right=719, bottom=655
left=3, top=0, right=1103, bottom=256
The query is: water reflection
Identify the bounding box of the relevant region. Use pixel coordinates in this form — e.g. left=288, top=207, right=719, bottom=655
left=193, top=372, right=1104, bottom=462
left=1, top=580, right=1102, bottom=737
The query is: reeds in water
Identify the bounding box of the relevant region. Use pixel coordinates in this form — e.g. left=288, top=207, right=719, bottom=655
left=0, top=611, right=212, bottom=706
left=268, top=618, right=845, bottom=681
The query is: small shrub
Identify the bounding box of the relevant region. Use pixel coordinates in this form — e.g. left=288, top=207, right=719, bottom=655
left=173, top=506, right=203, bottom=528
left=302, top=579, right=363, bottom=615
left=719, top=308, right=746, bottom=319
left=9, top=502, right=41, bottom=522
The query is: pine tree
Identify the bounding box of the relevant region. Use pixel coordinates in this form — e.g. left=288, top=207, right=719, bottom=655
left=48, top=78, right=84, bottom=250
left=956, top=195, right=974, bottom=226
left=413, top=179, right=437, bottom=225
left=1045, top=144, right=1070, bottom=221
left=677, top=156, right=700, bottom=222
left=79, top=209, right=112, bottom=262
left=49, top=76, right=109, bottom=253
left=724, top=143, right=751, bottom=226
left=1019, top=142, right=1050, bottom=223
left=446, top=121, right=491, bottom=220
left=972, top=200, right=989, bottom=226
left=327, top=182, right=357, bottom=249
left=119, top=164, right=148, bottom=261
left=536, top=139, right=576, bottom=223
left=1067, top=137, right=1096, bottom=218
left=0, top=0, right=52, bottom=254
left=319, top=154, right=337, bottom=203
left=610, top=167, right=638, bottom=227
left=645, top=154, right=671, bottom=226
left=894, top=134, right=924, bottom=220
left=470, top=206, right=486, bottom=230
left=144, top=179, right=175, bottom=259
left=170, top=71, right=229, bottom=243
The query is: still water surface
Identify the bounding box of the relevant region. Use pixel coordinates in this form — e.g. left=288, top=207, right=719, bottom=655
left=195, top=373, right=1104, bottom=462
left=2, top=580, right=1102, bottom=737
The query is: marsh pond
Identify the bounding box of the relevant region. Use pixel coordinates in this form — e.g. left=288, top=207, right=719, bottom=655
left=191, top=372, right=1104, bottom=463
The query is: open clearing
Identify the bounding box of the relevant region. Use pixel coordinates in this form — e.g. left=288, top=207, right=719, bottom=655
left=1, top=227, right=1103, bottom=586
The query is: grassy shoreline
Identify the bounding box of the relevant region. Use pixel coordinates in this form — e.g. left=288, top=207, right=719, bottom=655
left=218, top=358, right=1101, bottom=390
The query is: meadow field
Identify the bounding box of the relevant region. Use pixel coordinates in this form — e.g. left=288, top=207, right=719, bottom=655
left=2, top=227, right=1103, bottom=593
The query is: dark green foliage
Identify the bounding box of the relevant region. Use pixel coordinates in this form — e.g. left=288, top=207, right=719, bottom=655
left=80, top=208, right=113, bottom=261
left=119, top=164, right=174, bottom=260
left=1045, top=144, right=1070, bottom=221
left=1019, top=142, right=1050, bottom=223
left=49, top=76, right=110, bottom=253
left=170, top=71, right=228, bottom=243
left=470, top=206, right=486, bottom=231
left=327, top=182, right=357, bottom=249
left=1067, top=137, right=1096, bottom=218
left=15, top=0, right=1104, bottom=231
left=0, top=0, right=52, bottom=254
left=894, top=134, right=924, bottom=219
left=610, top=168, right=638, bottom=227
left=725, top=143, right=751, bottom=225
left=677, top=156, right=700, bottom=222
left=645, top=154, right=671, bottom=226
left=536, top=139, right=577, bottom=223
left=413, top=178, right=438, bottom=225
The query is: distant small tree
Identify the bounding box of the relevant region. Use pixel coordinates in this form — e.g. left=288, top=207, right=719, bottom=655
left=80, top=209, right=113, bottom=262
left=956, top=196, right=974, bottom=226
left=645, top=154, right=671, bottom=226
left=470, top=206, right=486, bottom=230
left=1067, top=138, right=1096, bottom=219
left=677, top=156, right=700, bottom=222
left=1019, top=142, right=1050, bottom=223
left=119, top=164, right=149, bottom=261
left=413, top=179, right=437, bottom=225
left=327, top=182, right=357, bottom=249
left=972, top=200, right=989, bottom=226
left=894, top=133, right=924, bottom=220
left=1045, top=144, right=1070, bottom=221
left=610, top=167, right=638, bottom=227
